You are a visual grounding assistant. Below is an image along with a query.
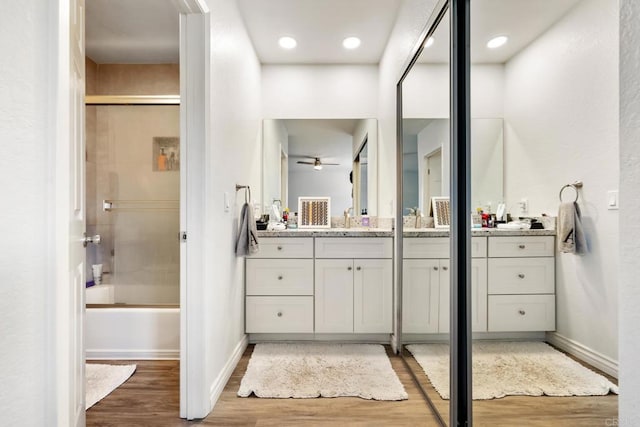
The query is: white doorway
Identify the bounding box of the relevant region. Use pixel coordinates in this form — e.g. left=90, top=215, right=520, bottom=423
left=423, top=148, right=442, bottom=210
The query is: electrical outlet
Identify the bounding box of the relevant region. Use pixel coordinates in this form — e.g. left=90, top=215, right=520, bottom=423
left=518, top=198, right=528, bottom=216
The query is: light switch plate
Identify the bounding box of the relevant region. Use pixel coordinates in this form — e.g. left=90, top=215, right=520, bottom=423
left=607, top=190, right=619, bottom=210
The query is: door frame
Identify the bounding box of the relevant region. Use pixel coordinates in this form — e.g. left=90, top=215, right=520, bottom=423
left=48, top=0, right=210, bottom=422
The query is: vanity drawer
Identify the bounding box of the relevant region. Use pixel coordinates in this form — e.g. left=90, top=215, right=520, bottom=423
left=246, top=296, right=313, bottom=333
left=315, top=237, right=392, bottom=259
left=403, top=237, right=487, bottom=259
left=488, top=258, right=555, bottom=294
left=488, top=236, right=555, bottom=258
left=488, top=294, right=555, bottom=332
left=251, top=237, right=313, bottom=258
left=246, top=259, right=313, bottom=295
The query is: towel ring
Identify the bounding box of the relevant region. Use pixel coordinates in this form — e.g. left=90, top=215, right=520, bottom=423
left=559, top=181, right=583, bottom=203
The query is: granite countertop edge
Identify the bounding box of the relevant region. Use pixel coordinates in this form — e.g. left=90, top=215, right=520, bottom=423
left=257, top=228, right=555, bottom=237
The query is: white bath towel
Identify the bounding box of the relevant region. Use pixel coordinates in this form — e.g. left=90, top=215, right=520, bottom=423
left=235, top=202, right=259, bottom=256
left=558, top=202, right=587, bottom=254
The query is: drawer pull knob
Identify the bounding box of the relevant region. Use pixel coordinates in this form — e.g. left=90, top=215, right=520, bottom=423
left=278, top=275, right=283, bottom=280
left=433, top=266, right=439, bottom=271
left=518, top=309, right=526, bottom=316
left=518, top=273, right=525, bottom=279
left=277, top=311, right=283, bottom=317
left=442, top=266, right=448, bottom=271
left=356, top=266, right=362, bottom=271
left=277, top=246, right=283, bottom=251
left=518, top=244, right=526, bottom=249
left=348, top=266, right=353, bottom=271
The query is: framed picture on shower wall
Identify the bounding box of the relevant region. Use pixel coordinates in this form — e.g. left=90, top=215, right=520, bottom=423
left=153, top=137, right=180, bottom=171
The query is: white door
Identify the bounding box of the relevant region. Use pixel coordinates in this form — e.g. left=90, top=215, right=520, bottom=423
left=424, top=149, right=442, bottom=208
left=402, top=259, right=441, bottom=333
left=68, top=0, right=86, bottom=424
left=354, top=259, right=392, bottom=333
left=315, top=259, right=354, bottom=333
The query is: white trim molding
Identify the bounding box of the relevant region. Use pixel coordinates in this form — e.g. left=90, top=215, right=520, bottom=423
left=209, top=336, right=249, bottom=410
left=86, top=349, right=180, bottom=360
left=546, top=332, right=619, bottom=379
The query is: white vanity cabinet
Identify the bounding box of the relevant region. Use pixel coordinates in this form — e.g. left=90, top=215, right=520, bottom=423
left=403, top=237, right=488, bottom=333
left=487, top=236, right=556, bottom=332
left=315, top=238, right=393, bottom=334
left=245, top=238, right=314, bottom=333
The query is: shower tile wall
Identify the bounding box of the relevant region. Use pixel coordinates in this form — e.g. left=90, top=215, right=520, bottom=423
left=86, top=59, right=180, bottom=304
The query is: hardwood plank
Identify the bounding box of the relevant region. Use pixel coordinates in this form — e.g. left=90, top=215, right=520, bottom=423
left=87, top=344, right=617, bottom=426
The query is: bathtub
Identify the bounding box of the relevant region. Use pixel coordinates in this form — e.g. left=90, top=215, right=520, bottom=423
left=85, top=286, right=180, bottom=360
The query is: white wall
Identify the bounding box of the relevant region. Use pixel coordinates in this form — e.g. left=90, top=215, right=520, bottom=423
left=0, top=1, right=49, bottom=425
left=503, top=0, right=619, bottom=364
left=202, top=0, right=262, bottom=415
left=378, top=0, right=439, bottom=217
left=262, top=65, right=378, bottom=118
left=417, top=119, right=449, bottom=210
left=619, top=0, right=640, bottom=423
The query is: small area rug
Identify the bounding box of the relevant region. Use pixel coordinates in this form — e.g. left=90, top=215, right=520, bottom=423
left=86, top=363, right=137, bottom=409
left=237, top=343, right=408, bottom=400
left=407, top=341, right=618, bottom=400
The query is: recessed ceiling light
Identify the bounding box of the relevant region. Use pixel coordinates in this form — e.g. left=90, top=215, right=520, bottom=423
left=487, top=35, right=508, bottom=49
left=425, top=37, right=435, bottom=48
left=343, top=37, right=361, bottom=49
left=278, top=36, right=297, bottom=49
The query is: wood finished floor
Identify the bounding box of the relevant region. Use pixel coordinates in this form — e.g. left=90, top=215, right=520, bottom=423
left=87, top=345, right=617, bottom=426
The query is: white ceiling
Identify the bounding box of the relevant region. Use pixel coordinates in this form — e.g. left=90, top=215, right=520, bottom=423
left=236, top=0, right=402, bottom=64
left=419, top=0, right=581, bottom=63
left=285, top=119, right=358, bottom=172
left=85, top=0, right=581, bottom=65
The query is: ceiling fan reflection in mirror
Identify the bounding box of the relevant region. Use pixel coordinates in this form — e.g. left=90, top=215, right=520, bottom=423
left=295, top=156, right=339, bottom=171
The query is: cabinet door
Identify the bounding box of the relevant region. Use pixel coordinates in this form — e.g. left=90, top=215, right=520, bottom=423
left=354, top=259, right=392, bottom=333
left=402, top=259, right=440, bottom=333
left=438, top=258, right=488, bottom=333
left=315, top=259, right=354, bottom=333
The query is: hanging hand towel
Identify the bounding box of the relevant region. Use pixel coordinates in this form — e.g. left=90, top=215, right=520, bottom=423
left=235, top=202, right=259, bottom=256
left=557, top=202, right=587, bottom=254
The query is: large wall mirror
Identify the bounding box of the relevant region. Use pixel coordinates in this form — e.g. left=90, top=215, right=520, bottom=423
left=398, top=1, right=607, bottom=425
left=262, top=119, right=377, bottom=217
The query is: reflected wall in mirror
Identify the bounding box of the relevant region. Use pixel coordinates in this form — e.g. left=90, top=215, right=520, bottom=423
left=262, top=119, right=377, bottom=217
left=402, top=118, right=504, bottom=215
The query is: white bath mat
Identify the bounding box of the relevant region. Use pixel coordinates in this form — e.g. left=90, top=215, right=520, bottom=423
left=237, top=343, right=408, bottom=401
left=407, top=341, right=618, bottom=400
left=86, top=363, right=137, bottom=409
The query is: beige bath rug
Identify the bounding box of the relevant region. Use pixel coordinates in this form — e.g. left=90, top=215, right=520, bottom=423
left=86, top=363, right=137, bottom=409
left=237, top=343, right=408, bottom=400
left=407, top=341, right=618, bottom=400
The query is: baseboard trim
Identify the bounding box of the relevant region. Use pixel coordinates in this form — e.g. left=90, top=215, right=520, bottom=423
left=209, top=335, right=248, bottom=409
left=86, top=349, right=179, bottom=360
left=546, top=332, right=618, bottom=379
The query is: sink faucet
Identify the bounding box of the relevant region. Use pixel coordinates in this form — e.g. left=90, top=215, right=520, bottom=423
left=344, top=207, right=353, bottom=228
